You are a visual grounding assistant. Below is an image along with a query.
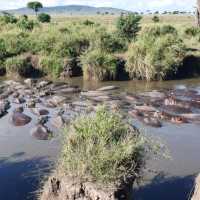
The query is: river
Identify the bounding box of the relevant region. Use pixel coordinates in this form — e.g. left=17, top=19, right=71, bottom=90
left=0, top=77, right=200, bottom=200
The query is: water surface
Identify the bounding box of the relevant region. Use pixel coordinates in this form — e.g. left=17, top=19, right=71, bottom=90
left=1, top=77, right=200, bottom=200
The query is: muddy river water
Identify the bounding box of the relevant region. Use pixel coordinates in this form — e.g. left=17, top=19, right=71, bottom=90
left=0, top=77, right=200, bottom=200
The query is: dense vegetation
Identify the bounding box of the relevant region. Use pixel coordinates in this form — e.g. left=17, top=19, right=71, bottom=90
left=61, top=106, right=147, bottom=184
left=126, top=25, right=186, bottom=80
left=0, top=9, right=200, bottom=81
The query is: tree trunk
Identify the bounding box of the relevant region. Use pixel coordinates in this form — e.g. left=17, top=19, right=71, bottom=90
left=197, top=0, right=200, bottom=26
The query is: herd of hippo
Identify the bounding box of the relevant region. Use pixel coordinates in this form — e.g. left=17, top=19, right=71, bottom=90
left=0, top=79, right=200, bottom=141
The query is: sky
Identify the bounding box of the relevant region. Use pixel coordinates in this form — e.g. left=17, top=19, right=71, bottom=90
left=0, top=0, right=196, bottom=11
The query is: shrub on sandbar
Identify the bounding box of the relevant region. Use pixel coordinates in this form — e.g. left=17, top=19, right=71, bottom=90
left=61, top=106, right=147, bottom=184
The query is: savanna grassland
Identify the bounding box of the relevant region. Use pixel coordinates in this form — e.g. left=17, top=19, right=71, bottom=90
left=1, top=13, right=200, bottom=81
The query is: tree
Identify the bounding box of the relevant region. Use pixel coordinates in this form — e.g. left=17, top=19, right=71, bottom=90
left=152, top=16, right=160, bottom=23
left=27, top=1, right=43, bottom=16
left=116, top=13, right=142, bottom=41
left=38, top=13, right=51, bottom=23
left=197, top=0, right=200, bottom=26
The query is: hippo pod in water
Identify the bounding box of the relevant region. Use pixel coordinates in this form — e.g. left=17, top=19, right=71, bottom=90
left=160, top=105, right=192, bottom=115
left=11, top=110, right=32, bottom=126
left=129, top=110, right=162, bottom=128
left=156, top=110, right=189, bottom=124
left=30, top=124, right=53, bottom=140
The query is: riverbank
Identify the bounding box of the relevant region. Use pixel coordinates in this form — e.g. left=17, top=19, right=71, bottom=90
left=1, top=14, right=200, bottom=82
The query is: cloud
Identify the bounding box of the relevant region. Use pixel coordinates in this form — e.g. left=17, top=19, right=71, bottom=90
left=0, top=0, right=196, bottom=11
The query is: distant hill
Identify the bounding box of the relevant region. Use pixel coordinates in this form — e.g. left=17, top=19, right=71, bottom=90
left=2, top=5, right=132, bottom=15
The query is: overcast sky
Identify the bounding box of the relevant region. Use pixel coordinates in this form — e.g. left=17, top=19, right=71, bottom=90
left=0, top=0, right=196, bottom=11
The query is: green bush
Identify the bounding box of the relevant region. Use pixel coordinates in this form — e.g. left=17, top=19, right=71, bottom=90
left=5, top=55, right=33, bottom=77
left=61, top=106, right=146, bottom=184
left=86, top=27, right=127, bottom=53
left=116, top=13, right=142, bottom=41
left=83, top=19, right=95, bottom=26
left=184, top=26, right=200, bottom=37
left=54, top=34, right=90, bottom=58
left=98, top=32, right=126, bottom=53
left=80, top=49, right=117, bottom=81
left=141, top=25, right=177, bottom=39
left=39, top=54, right=63, bottom=78
left=0, top=12, right=18, bottom=24
left=17, top=17, right=36, bottom=31
left=0, top=39, right=7, bottom=60
left=38, top=13, right=51, bottom=23
left=152, top=16, right=160, bottom=23
left=0, top=32, right=30, bottom=57
left=126, top=28, right=186, bottom=81
left=160, top=25, right=177, bottom=35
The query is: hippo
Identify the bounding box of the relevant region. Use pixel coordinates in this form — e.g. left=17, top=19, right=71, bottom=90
left=37, top=80, right=52, bottom=89
left=179, top=113, right=200, bottom=122
left=53, top=87, right=81, bottom=95
left=125, top=94, right=143, bottom=104
left=89, top=95, right=110, bottom=102
left=12, top=92, right=20, bottom=98
left=134, top=105, right=158, bottom=113
left=30, top=108, right=49, bottom=116
left=160, top=105, right=191, bottom=115
left=97, top=85, right=119, bottom=92
left=26, top=100, right=36, bottom=108
left=129, top=110, right=162, bottom=128
left=81, top=91, right=107, bottom=97
left=13, top=97, right=26, bottom=104
left=46, top=96, right=66, bottom=107
left=12, top=111, right=32, bottom=126
left=14, top=107, right=24, bottom=113
left=30, top=124, right=52, bottom=140
left=164, top=96, right=191, bottom=109
left=51, top=115, right=65, bottom=128
left=140, top=90, right=166, bottom=100
left=24, top=78, right=37, bottom=87
left=157, top=111, right=189, bottom=124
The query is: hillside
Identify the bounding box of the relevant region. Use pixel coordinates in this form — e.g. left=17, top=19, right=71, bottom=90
left=2, top=5, right=131, bottom=15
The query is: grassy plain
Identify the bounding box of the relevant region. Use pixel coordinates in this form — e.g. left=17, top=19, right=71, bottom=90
left=1, top=13, right=199, bottom=80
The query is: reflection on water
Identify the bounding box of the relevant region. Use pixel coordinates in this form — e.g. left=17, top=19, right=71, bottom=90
left=0, top=77, right=200, bottom=200
left=70, top=77, right=200, bottom=93
left=0, top=154, right=52, bottom=200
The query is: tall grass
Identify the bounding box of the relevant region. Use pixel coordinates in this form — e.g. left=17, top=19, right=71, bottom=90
left=126, top=25, right=186, bottom=81
left=61, top=106, right=147, bottom=184
left=80, top=49, right=117, bottom=81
